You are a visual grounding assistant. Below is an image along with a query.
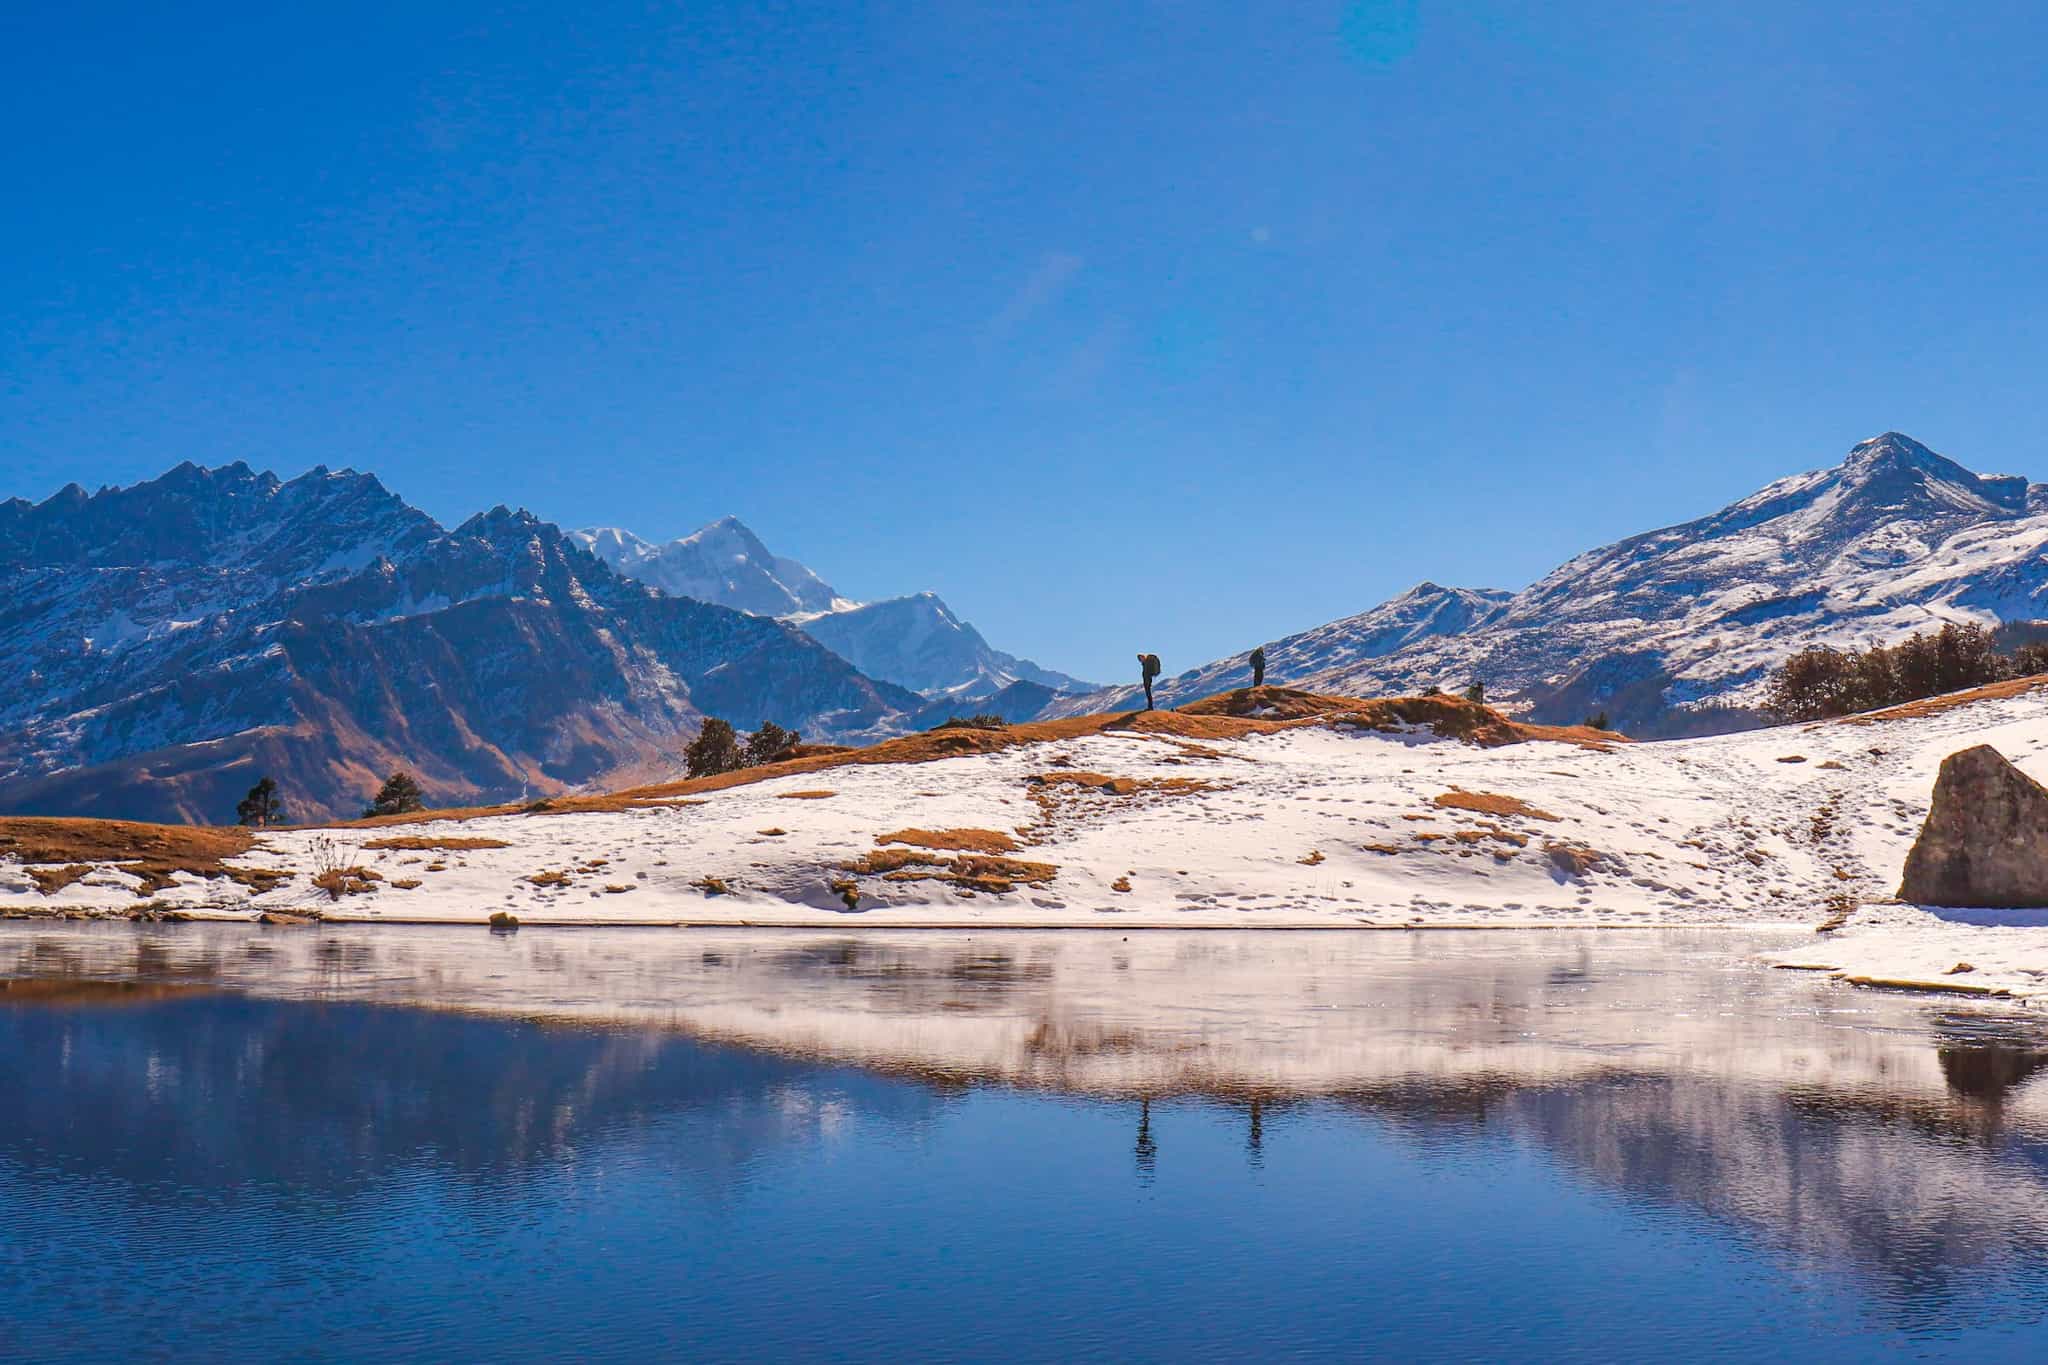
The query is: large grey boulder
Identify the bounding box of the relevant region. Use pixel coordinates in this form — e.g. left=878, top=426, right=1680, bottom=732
left=1899, top=745, right=2048, bottom=907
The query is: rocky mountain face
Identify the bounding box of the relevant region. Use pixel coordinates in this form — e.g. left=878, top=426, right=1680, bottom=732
left=1055, top=433, right=2048, bottom=734
left=580, top=520, right=1094, bottom=700
left=0, top=464, right=919, bottom=823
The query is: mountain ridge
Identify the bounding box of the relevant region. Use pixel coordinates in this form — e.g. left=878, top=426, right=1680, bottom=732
left=1057, top=433, right=2048, bottom=733
left=576, top=518, right=1096, bottom=699
left=0, top=464, right=920, bottom=823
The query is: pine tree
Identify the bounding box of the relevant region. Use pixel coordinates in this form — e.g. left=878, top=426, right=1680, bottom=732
left=363, top=770, right=426, bottom=819
left=745, top=721, right=801, bottom=767
left=686, top=718, right=744, bottom=777
left=235, top=776, right=286, bottom=828
left=1463, top=680, right=1486, bottom=704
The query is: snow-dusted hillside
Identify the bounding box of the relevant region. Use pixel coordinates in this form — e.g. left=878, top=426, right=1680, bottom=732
left=1063, top=433, right=2048, bottom=734
left=17, top=679, right=2048, bottom=1000
left=581, top=517, right=1094, bottom=699
left=0, top=465, right=919, bottom=823
left=1049, top=582, right=1511, bottom=716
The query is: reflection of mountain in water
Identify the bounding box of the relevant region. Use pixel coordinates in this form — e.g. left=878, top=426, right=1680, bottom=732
left=0, top=996, right=943, bottom=1202
left=9, top=921, right=2048, bottom=1322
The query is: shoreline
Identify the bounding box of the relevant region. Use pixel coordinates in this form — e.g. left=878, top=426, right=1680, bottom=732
left=0, top=907, right=1820, bottom=932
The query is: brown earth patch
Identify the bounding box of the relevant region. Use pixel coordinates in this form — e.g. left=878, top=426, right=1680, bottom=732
left=362, top=835, right=511, bottom=852
left=1433, top=790, right=1561, bottom=822
left=878, top=827, right=1022, bottom=854
left=1031, top=771, right=1141, bottom=796
left=777, top=790, right=837, bottom=800
left=0, top=818, right=289, bottom=897
left=1544, top=842, right=1609, bottom=877
left=843, top=847, right=1057, bottom=894
left=27, top=864, right=93, bottom=896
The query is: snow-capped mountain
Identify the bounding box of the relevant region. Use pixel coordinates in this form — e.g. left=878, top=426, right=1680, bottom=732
left=570, top=519, right=847, bottom=617
left=579, top=518, right=1095, bottom=699
left=1061, top=433, right=2048, bottom=734
left=792, top=592, right=1093, bottom=699
left=0, top=464, right=920, bottom=823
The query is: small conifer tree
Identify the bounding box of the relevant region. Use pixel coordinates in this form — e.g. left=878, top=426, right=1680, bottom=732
left=235, top=776, right=286, bottom=827
left=363, top=770, right=426, bottom=819
left=745, top=721, right=801, bottom=766
left=1463, top=680, right=1486, bottom=704
left=686, top=718, right=745, bottom=777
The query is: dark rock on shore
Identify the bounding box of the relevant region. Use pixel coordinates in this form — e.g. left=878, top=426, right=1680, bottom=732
left=1899, top=745, right=2048, bottom=907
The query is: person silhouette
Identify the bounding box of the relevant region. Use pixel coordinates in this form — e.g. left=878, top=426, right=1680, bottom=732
left=1250, top=646, right=1267, bottom=688
left=1137, top=653, right=1162, bottom=710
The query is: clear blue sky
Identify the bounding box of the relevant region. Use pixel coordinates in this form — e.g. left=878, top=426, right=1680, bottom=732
left=7, top=2, right=2048, bottom=683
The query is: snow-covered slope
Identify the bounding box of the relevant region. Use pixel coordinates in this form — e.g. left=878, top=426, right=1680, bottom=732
left=581, top=518, right=1095, bottom=699
left=1064, top=434, right=2048, bottom=733
left=570, top=519, right=847, bottom=617
left=17, top=678, right=2048, bottom=1000
left=0, top=465, right=920, bottom=823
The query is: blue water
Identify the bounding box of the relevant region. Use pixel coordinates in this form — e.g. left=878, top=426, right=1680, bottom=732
left=4, top=927, right=2048, bottom=1361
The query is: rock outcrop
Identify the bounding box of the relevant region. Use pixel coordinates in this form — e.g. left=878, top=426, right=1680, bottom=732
left=1899, top=745, right=2048, bottom=907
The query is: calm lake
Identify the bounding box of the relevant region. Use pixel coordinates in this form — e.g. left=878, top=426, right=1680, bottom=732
left=5, top=923, right=2048, bottom=1362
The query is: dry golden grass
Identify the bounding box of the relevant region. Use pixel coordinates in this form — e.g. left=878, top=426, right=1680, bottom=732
left=1846, top=674, right=2048, bottom=723
left=362, top=835, right=511, bottom=851
left=27, top=864, right=92, bottom=896
left=313, top=866, right=381, bottom=899
left=756, top=827, right=788, bottom=837
left=878, top=827, right=1023, bottom=854
left=527, top=869, right=570, bottom=888
left=844, top=848, right=950, bottom=876
left=842, top=847, right=1057, bottom=894
left=1111, top=875, right=1133, bottom=893
left=1298, top=850, right=1325, bottom=866
left=1543, top=842, right=1606, bottom=877
left=1432, top=790, right=1561, bottom=822
left=776, top=790, right=837, bottom=800
left=390, top=878, right=424, bottom=890
left=1030, top=771, right=1140, bottom=795
left=0, top=817, right=289, bottom=896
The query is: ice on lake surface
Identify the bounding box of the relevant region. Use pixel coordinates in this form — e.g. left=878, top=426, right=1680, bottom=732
left=6, top=923, right=2048, bottom=1361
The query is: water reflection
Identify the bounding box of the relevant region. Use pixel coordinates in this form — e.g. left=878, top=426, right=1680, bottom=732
left=5, top=924, right=2048, bottom=1357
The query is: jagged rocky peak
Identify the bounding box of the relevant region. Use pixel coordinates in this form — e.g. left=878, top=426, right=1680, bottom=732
left=0, top=459, right=435, bottom=577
